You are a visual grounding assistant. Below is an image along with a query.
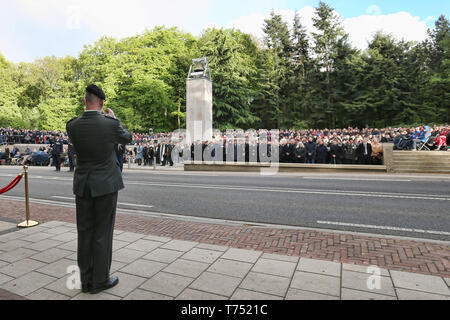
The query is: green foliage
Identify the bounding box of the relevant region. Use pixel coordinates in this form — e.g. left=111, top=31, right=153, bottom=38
left=198, top=28, right=259, bottom=130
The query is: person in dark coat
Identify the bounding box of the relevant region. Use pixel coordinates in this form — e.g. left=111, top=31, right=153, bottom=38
left=329, top=140, right=344, bottom=164
left=356, top=137, right=373, bottom=165
left=282, top=140, right=295, bottom=163
left=304, top=137, right=316, bottom=164
left=315, top=139, right=328, bottom=164
left=51, top=135, right=64, bottom=172
left=294, top=142, right=306, bottom=163
left=116, top=145, right=126, bottom=172
left=68, top=141, right=76, bottom=172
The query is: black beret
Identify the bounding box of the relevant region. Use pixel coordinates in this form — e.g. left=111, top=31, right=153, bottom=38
left=86, top=84, right=106, bottom=101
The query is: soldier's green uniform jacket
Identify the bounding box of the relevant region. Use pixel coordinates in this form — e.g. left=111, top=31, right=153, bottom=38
left=66, top=111, right=132, bottom=198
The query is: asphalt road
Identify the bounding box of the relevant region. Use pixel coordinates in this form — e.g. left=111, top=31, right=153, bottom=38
left=0, top=166, right=449, bottom=241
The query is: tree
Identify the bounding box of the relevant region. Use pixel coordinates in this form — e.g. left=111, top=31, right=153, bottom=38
left=262, top=10, right=293, bottom=129
left=0, top=54, right=23, bottom=127
left=310, top=1, right=348, bottom=128
left=288, top=11, right=311, bottom=127
left=198, top=28, right=259, bottom=130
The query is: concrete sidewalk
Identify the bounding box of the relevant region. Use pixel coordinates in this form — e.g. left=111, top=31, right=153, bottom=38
left=0, top=221, right=449, bottom=300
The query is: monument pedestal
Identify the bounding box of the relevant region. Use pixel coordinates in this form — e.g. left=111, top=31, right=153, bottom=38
left=186, top=78, right=213, bottom=143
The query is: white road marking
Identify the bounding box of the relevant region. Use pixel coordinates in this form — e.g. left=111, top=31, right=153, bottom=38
left=303, top=177, right=412, bottom=182
left=125, top=181, right=450, bottom=201
left=51, top=196, right=154, bottom=208
left=1, top=173, right=449, bottom=201
left=317, top=221, right=450, bottom=236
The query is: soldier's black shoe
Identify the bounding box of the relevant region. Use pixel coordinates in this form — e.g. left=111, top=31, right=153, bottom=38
left=82, top=283, right=92, bottom=293
left=90, top=277, right=119, bottom=294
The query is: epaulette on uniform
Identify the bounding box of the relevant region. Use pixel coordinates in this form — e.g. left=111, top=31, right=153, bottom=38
left=67, top=116, right=79, bottom=125
left=103, top=114, right=119, bottom=121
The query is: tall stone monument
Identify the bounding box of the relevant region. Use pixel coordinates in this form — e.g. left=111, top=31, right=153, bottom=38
left=186, top=57, right=213, bottom=144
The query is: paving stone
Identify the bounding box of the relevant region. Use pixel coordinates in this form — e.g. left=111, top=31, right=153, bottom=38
left=297, top=258, right=341, bottom=277
left=143, top=235, right=172, bottom=243
left=105, top=272, right=147, bottom=298
left=26, top=288, right=71, bottom=300
left=290, top=271, right=340, bottom=297
left=124, top=239, right=162, bottom=252
left=190, top=272, right=241, bottom=297
left=390, top=270, right=450, bottom=296
left=240, top=272, right=291, bottom=297
left=342, top=270, right=396, bottom=297
left=45, top=276, right=81, bottom=297
left=0, top=260, right=8, bottom=268
left=46, top=226, right=75, bottom=235
left=36, top=258, right=76, bottom=279
left=20, top=232, right=56, bottom=243
left=0, top=239, right=32, bottom=252
left=341, top=288, right=397, bottom=300
left=261, top=253, right=299, bottom=263
left=0, top=272, right=14, bottom=285
left=0, top=247, right=38, bottom=263
left=57, top=240, right=78, bottom=252
left=445, top=278, right=450, bottom=287
left=140, top=272, right=194, bottom=297
left=285, top=288, right=339, bottom=300
left=114, top=232, right=145, bottom=243
left=30, top=248, right=72, bottom=263
left=40, top=221, right=67, bottom=228
left=163, top=259, right=209, bottom=278
left=66, top=252, right=77, bottom=261
left=112, top=240, right=130, bottom=252
left=119, top=259, right=167, bottom=278
left=50, top=232, right=78, bottom=242
left=124, top=289, right=173, bottom=300
left=208, top=259, right=253, bottom=278
left=177, top=288, right=227, bottom=300
left=112, top=248, right=146, bottom=263
left=221, top=248, right=262, bottom=263
left=27, top=239, right=64, bottom=252
left=61, top=223, right=76, bottom=228
left=182, top=248, right=223, bottom=264
left=230, top=288, right=283, bottom=300
left=195, top=243, right=228, bottom=252
left=342, top=263, right=390, bottom=277
left=16, top=226, right=51, bottom=235
left=252, top=258, right=296, bottom=278
left=1, top=271, right=57, bottom=296
left=161, top=239, right=198, bottom=252
left=396, top=288, right=450, bottom=300
left=142, top=248, right=184, bottom=264
left=111, top=261, right=127, bottom=274
left=0, top=232, right=25, bottom=243
left=0, top=258, right=46, bottom=278
left=71, top=292, right=120, bottom=300
left=0, top=221, right=15, bottom=232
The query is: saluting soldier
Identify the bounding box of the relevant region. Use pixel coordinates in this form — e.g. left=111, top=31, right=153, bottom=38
left=66, top=85, right=132, bottom=295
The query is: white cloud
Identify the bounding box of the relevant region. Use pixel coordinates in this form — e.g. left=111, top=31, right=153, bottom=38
left=344, top=12, right=429, bottom=49
left=13, top=0, right=213, bottom=39
left=227, top=7, right=430, bottom=50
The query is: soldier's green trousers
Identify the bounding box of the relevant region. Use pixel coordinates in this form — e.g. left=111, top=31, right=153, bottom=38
left=75, top=186, right=118, bottom=287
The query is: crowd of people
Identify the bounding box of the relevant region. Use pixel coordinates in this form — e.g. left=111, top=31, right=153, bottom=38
left=1, top=125, right=449, bottom=168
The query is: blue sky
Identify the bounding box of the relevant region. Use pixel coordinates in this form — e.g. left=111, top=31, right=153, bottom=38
left=0, top=0, right=448, bottom=63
